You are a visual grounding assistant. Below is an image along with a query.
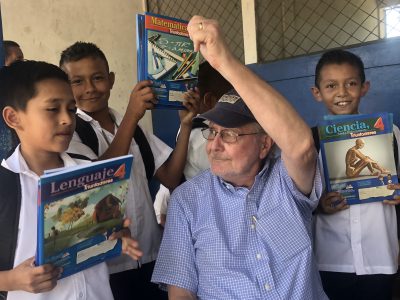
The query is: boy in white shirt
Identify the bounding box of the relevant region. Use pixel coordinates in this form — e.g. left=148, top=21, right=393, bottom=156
left=311, top=49, right=400, bottom=300
left=0, top=60, right=142, bottom=300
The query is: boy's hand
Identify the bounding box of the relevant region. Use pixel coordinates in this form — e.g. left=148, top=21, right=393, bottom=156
left=10, top=257, right=61, bottom=293
left=383, top=183, right=400, bottom=205
left=318, top=192, right=348, bottom=214
left=127, top=80, right=157, bottom=122
left=179, top=87, right=201, bottom=127
left=109, top=219, right=143, bottom=260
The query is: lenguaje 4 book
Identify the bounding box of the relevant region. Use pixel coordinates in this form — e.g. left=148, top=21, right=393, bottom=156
left=318, top=112, right=399, bottom=205
left=35, top=155, right=133, bottom=279
left=136, top=12, right=200, bottom=109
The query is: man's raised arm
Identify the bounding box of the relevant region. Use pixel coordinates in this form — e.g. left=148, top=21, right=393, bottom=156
left=187, top=16, right=317, bottom=194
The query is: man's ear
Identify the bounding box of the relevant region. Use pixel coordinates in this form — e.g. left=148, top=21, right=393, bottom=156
left=109, top=72, right=115, bottom=90
left=360, top=80, right=370, bottom=97
left=311, top=86, right=323, bottom=102
left=2, top=106, right=20, bottom=130
left=260, top=135, right=274, bottom=159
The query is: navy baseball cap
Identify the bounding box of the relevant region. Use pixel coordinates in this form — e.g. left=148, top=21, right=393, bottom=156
left=196, top=89, right=256, bottom=128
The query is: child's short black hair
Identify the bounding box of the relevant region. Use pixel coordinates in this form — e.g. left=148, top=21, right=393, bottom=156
left=3, top=40, right=21, bottom=57
left=315, top=49, right=365, bottom=88
left=0, top=60, right=69, bottom=111
left=59, top=41, right=109, bottom=71
left=197, top=61, right=232, bottom=100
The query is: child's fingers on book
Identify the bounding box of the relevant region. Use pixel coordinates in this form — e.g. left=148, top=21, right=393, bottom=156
left=387, top=183, right=400, bottom=190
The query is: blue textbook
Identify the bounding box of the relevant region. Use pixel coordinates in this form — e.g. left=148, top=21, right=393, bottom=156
left=318, top=112, right=399, bottom=205
left=36, top=155, right=133, bottom=279
left=136, top=12, right=200, bottom=109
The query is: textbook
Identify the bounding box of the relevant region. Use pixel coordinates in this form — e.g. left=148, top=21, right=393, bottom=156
left=35, top=155, right=133, bottom=279
left=318, top=112, right=399, bottom=205
left=136, top=12, right=200, bottom=109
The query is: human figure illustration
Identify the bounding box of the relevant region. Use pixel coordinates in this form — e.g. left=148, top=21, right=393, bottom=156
left=345, top=139, right=390, bottom=178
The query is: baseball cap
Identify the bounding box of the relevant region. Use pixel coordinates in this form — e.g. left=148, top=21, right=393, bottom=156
left=196, top=89, right=256, bottom=128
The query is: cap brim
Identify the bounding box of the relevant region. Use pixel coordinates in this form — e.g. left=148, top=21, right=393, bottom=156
left=196, top=107, right=255, bottom=128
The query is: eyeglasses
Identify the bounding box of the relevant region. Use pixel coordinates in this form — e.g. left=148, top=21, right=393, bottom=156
left=201, top=127, right=262, bottom=144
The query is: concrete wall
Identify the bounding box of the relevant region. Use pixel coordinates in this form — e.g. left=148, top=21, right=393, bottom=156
left=1, top=0, right=153, bottom=129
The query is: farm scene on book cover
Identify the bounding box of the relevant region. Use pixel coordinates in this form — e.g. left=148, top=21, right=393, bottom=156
left=42, top=181, right=128, bottom=258
left=319, top=113, right=399, bottom=205
left=37, top=155, right=132, bottom=278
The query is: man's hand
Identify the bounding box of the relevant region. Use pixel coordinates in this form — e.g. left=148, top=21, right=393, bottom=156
left=383, top=183, right=400, bottom=205
left=317, top=191, right=348, bottom=214
left=8, top=257, right=61, bottom=293
left=179, top=87, right=201, bottom=127
left=187, top=16, right=234, bottom=72
left=109, top=218, right=143, bottom=260
left=126, top=80, right=158, bottom=122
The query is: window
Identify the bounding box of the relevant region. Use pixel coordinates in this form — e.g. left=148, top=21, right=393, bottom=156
left=385, top=5, right=400, bottom=38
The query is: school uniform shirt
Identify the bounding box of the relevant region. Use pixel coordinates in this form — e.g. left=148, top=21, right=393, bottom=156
left=153, top=126, right=209, bottom=223
left=68, top=108, right=172, bottom=274
left=313, top=125, right=400, bottom=275
left=2, top=145, right=113, bottom=300
left=183, top=127, right=209, bottom=180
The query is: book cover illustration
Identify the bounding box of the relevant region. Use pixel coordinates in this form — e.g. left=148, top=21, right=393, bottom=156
left=318, top=113, right=399, bottom=205
left=137, top=12, right=200, bottom=109
left=36, top=155, right=133, bottom=279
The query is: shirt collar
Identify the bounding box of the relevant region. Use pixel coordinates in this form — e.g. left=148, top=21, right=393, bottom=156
left=1, top=144, right=77, bottom=176
left=76, top=108, right=122, bottom=126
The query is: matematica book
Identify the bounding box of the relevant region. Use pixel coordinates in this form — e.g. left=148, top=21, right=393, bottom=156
left=36, top=155, right=133, bottom=279
left=136, top=12, right=200, bottom=109
left=318, top=112, right=399, bottom=205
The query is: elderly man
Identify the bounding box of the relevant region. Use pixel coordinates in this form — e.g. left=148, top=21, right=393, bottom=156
left=151, top=16, right=327, bottom=300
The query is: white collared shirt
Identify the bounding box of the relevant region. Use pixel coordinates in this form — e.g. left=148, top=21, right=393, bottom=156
left=2, top=146, right=113, bottom=300
left=154, top=127, right=209, bottom=222
left=68, top=108, right=172, bottom=273
left=313, top=125, right=400, bottom=275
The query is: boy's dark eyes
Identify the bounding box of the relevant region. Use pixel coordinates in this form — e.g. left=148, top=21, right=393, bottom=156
left=70, top=79, right=82, bottom=85
left=326, top=83, right=336, bottom=89
left=46, top=107, right=77, bottom=113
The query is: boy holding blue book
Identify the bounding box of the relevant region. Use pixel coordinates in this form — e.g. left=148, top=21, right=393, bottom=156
left=312, top=49, right=400, bottom=300
left=0, top=60, right=142, bottom=300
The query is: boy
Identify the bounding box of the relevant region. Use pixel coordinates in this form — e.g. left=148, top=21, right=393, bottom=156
left=0, top=60, right=142, bottom=300
left=59, top=42, right=199, bottom=299
left=154, top=61, right=233, bottom=226
left=311, top=49, right=400, bottom=300
left=3, top=40, right=24, bottom=66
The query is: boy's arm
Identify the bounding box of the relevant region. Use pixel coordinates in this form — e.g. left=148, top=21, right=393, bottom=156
left=156, top=90, right=200, bottom=189
left=97, top=80, right=157, bottom=160
left=0, top=258, right=60, bottom=293
left=187, top=17, right=316, bottom=195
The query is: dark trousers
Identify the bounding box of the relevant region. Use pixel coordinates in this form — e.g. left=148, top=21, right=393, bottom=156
left=319, top=271, right=396, bottom=300
left=109, top=261, right=168, bottom=300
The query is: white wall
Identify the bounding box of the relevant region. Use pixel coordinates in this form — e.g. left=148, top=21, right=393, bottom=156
left=1, top=0, right=154, bottom=130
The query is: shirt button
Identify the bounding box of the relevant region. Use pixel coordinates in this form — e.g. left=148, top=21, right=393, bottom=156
left=256, top=253, right=262, bottom=260
left=79, top=292, right=83, bottom=298
left=251, top=224, right=255, bottom=229
left=353, top=218, right=359, bottom=223
left=264, top=283, right=271, bottom=291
